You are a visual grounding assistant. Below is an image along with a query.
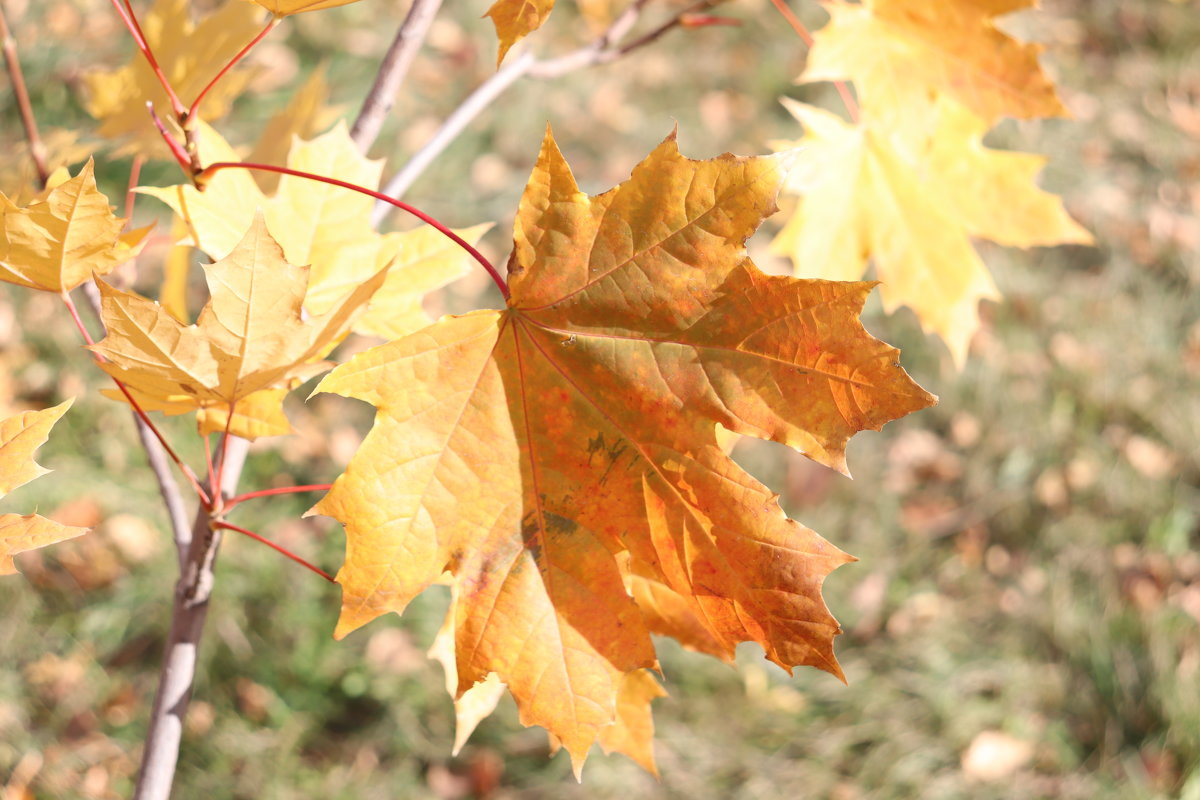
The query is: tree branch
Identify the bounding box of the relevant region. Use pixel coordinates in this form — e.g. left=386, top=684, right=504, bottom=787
left=350, top=0, right=444, bottom=153
left=371, top=0, right=724, bottom=216
left=133, top=436, right=250, bottom=800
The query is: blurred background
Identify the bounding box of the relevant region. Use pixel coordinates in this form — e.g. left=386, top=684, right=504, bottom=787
left=1, top=0, right=1197, bottom=797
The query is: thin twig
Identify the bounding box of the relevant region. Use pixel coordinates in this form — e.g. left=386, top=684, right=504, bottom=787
left=350, top=0, right=444, bottom=153
left=372, top=50, right=536, bottom=218
left=134, top=437, right=249, bottom=800
left=79, top=281, right=193, bottom=572
left=0, top=4, right=48, bottom=187
left=371, top=0, right=719, bottom=214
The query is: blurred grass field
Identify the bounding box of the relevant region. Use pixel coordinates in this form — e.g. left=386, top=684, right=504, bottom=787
left=1, top=0, right=1199, bottom=797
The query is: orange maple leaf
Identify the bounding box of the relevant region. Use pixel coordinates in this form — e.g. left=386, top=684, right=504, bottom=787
left=0, top=401, right=89, bottom=577
left=312, top=129, right=935, bottom=771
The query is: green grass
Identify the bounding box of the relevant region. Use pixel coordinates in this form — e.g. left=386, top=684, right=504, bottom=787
left=2, top=0, right=1198, bottom=797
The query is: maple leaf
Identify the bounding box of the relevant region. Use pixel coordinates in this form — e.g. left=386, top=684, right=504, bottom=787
left=247, top=66, right=343, bottom=193
left=249, top=0, right=364, bottom=13
left=485, top=0, right=555, bottom=65
left=0, top=160, right=149, bottom=293
left=312, top=129, right=934, bottom=770
left=802, top=0, right=1067, bottom=140
left=770, top=99, right=1091, bottom=365
left=82, top=0, right=265, bottom=155
left=140, top=123, right=483, bottom=339
left=91, top=216, right=386, bottom=440
left=0, top=401, right=89, bottom=577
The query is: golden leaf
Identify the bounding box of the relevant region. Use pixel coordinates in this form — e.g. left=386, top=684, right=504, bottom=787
left=312, top=128, right=934, bottom=771
left=92, top=216, right=386, bottom=440
left=0, top=160, right=148, bottom=293
left=771, top=99, right=1090, bottom=365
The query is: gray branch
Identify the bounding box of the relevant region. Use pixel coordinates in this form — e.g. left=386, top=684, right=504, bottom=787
left=133, top=437, right=250, bottom=800
left=350, top=0, right=445, bottom=153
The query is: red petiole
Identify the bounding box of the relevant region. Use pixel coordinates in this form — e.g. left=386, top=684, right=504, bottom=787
left=768, top=0, right=859, bottom=122
left=107, top=0, right=186, bottom=118
left=198, top=161, right=510, bottom=299
left=59, top=290, right=213, bottom=509
left=188, top=18, right=279, bottom=122
left=212, top=521, right=336, bottom=583
left=225, top=484, right=334, bottom=511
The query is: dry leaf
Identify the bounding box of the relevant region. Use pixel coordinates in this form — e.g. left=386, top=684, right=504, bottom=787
left=82, top=0, right=265, bottom=156
left=0, top=401, right=89, bottom=576
left=485, top=0, right=555, bottom=65
left=771, top=99, right=1089, bottom=365
left=91, top=216, right=385, bottom=439
left=0, top=160, right=148, bottom=293
left=803, top=0, right=1066, bottom=143
left=312, top=128, right=934, bottom=772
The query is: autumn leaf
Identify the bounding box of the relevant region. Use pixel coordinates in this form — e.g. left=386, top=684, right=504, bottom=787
left=141, top=122, right=483, bottom=339
left=0, top=401, right=89, bottom=577
left=312, top=129, right=935, bottom=771
left=247, top=66, right=343, bottom=193
left=485, top=0, right=555, bottom=65
left=0, top=160, right=149, bottom=294
left=802, top=0, right=1067, bottom=138
left=82, top=0, right=265, bottom=155
left=249, top=0, right=364, bottom=14
left=91, top=216, right=386, bottom=440
left=770, top=98, right=1091, bottom=365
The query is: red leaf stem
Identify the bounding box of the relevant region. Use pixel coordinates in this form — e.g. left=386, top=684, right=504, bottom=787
left=225, top=484, right=334, bottom=509
left=187, top=18, right=279, bottom=122
left=60, top=290, right=213, bottom=509
left=213, top=521, right=336, bottom=583
left=107, top=0, right=186, bottom=117
left=197, top=161, right=510, bottom=300
left=768, top=0, right=859, bottom=122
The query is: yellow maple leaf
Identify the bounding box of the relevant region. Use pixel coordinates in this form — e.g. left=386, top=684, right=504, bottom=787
left=247, top=65, right=343, bottom=193
left=0, top=401, right=89, bottom=577
left=92, top=215, right=387, bottom=440
left=311, top=129, right=934, bottom=771
left=771, top=99, right=1091, bottom=365
left=803, top=0, right=1067, bottom=141
left=141, top=122, right=483, bottom=339
left=0, top=160, right=148, bottom=293
left=485, top=0, right=555, bottom=65
left=82, top=0, right=265, bottom=156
